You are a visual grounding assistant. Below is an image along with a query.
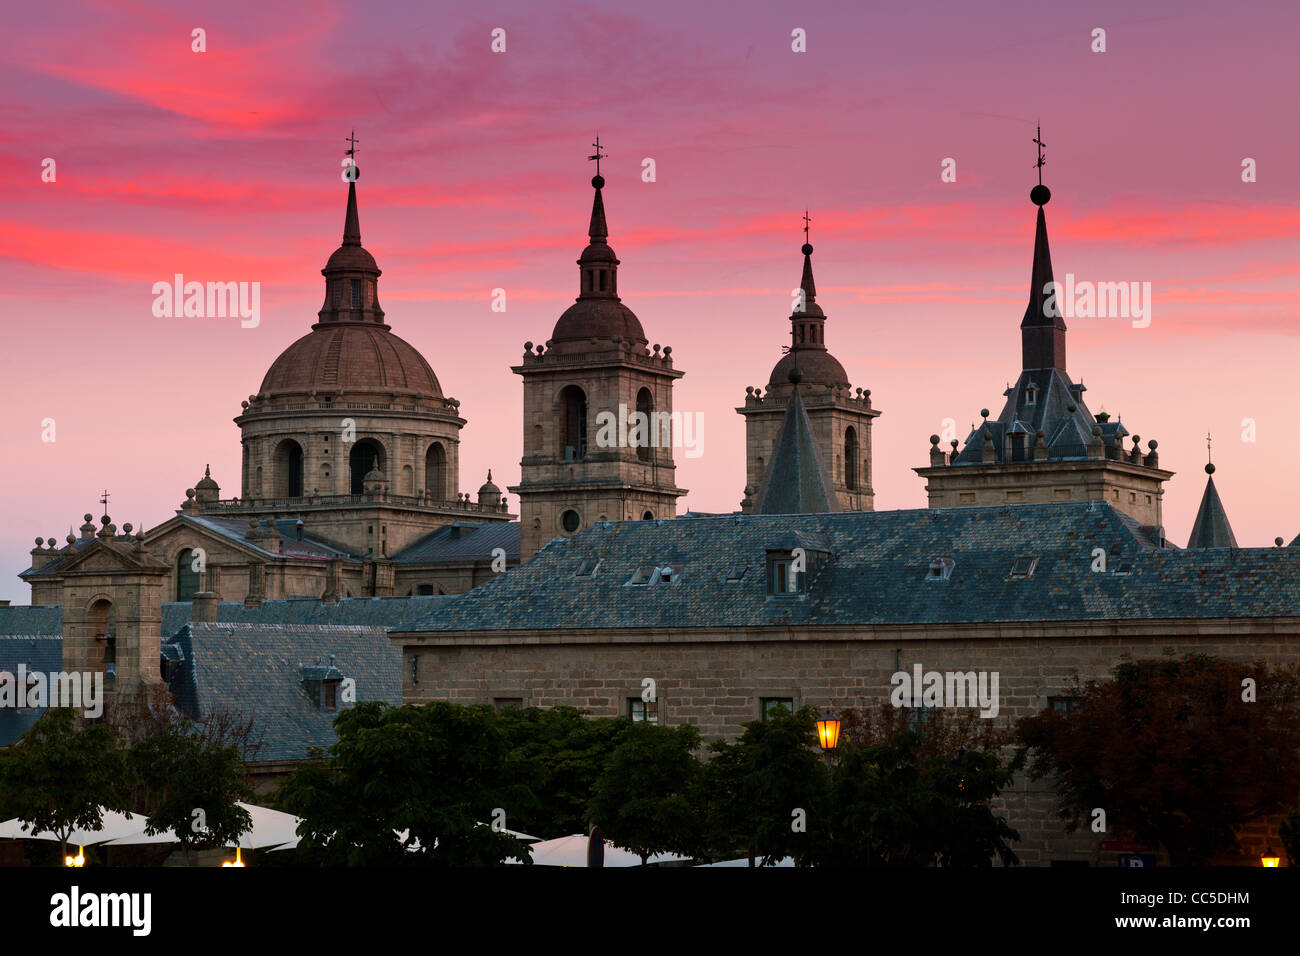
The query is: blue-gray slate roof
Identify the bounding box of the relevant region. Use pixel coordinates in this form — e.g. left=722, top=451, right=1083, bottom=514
left=390, top=522, right=520, bottom=564
left=163, top=620, right=403, bottom=763
left=394, top=501, right=1300, bottom=634
left=756, top=387, right=838, bottom=515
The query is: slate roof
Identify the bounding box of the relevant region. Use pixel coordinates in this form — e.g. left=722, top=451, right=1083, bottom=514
left=162, top=621, right=403, bottom=763
left=0, top=604, right=62, bottom=636
left=1186, top=469, right=1238, bottom=549
left=395, top=501, right=1300, bottom=634
left=755, top=387, right=838, bottom=515
left=390, top=522, right=521, bottom=564
left=184, top=515, right=357, bottom=560
left=159, top=596, right=455, bottom=635
left=0, top=636, right=64, bottom=745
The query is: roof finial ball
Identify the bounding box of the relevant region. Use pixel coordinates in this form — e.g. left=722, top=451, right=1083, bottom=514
left=788, top=367, right=803, bottom=386
left=1205, top=462, right=1216, bottom=475
left=1030, top=184, right=1051, bottom=206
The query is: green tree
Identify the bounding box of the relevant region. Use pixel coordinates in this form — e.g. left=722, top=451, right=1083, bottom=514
left=277, top=701, right=529, bottom=866
left=0, top=707, right=129, bottom=860
left=700, top=705, right=829, bottom=865
left=127, top=719, right=253, bottom=864
left=811, top=731, right=1019, bottom=866
left=496, top=705, right=628, bottom=838
left=589, top=722, right=700, bottom=864
left=1018, top=654, right=1300, bottom=865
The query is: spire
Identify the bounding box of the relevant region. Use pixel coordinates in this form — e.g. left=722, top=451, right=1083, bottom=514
left=317, top=140, right=384, bottom=327
left=1187, top=463, right=1237, bottom=548
left=343, top=179, right=361, bottom=246
left=756, top=371, right=839, bottom=514
left=1020, top=126, right=1066, bottom=371
left=576, top=138, right=619, bottom=302
left=788, top=217, right=826, bottom=352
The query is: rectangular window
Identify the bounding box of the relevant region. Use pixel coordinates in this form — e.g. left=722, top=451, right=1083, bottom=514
left=322, top=681, right=338, bottom=713
left=1049, top=696, right=1081, bottom=715
left=761, top=697, right=794, bottom=720
left=629, top=698, right=658, bottom=724
left=351, top=279, right=362, bottom=308
left=332, top=281, right=342, bottom=308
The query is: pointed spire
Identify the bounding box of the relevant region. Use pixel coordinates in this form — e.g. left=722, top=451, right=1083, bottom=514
left=1186, top=463, right=1238, bottom=548
left=342, top=179, right=361, bottom=246
left=756, top=370, right=839, bottom=514
left=1020, top=148, right=1067, bottom=370
left=588, top=177, right=608, bottom=242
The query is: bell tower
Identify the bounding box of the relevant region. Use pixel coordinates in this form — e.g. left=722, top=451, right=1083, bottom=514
left=510, top=143, right=686, bottom=560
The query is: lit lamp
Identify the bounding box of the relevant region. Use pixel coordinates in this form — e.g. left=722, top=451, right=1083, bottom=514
left=64, top=845, right=85, bottom=867
left=816, top=712, right=841, bottom=753
left=222, top=847, right=245, bottom=868
left=1261, top=848, right=1280, bottom=867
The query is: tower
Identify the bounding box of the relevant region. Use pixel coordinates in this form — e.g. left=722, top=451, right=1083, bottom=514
left=738, top=224, right=879, bottom=512
left=914, top=137, right=1173, bottom=530
left=510, top=150, right=685, bottom=559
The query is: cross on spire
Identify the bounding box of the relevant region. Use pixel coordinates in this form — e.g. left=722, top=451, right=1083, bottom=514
left=99, top=489, right=110, bottom=518
left=1207, top=430, right=1213, bottom=464
left=1033, top=123, right=1046, bottom=185
left=345, top=129, right=359, bottom=158
left=588, top=135, right=606, bottom=177
left=802, top=209, right=812, bottom=245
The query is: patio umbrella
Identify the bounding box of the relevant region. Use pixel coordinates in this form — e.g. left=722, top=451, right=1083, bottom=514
left=517, top=834, right=689, bottom=867
left=0, top=809, right=149, bottom=845
left=697, top=856, right=795, bottom=867
left=103, top=802, right=304, bottom=850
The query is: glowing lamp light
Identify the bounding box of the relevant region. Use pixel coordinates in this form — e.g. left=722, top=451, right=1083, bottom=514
left=816, top=712, right=841, bottom=752
left=221, top=847, right=245, bottom=868
left=1261, top=849, right=1280, bottom=867
left=64, top=846, right=85, bottom=867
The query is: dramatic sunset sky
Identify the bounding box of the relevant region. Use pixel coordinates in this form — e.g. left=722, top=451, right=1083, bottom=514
left=2, top=0, right=1297, bottom=601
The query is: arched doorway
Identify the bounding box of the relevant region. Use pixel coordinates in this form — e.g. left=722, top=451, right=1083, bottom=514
left=425, top=442, right=447, bottom=500
left=350, top=439, right=384, bottom=494
left=559, top=385, right=587, bottom=461
left=274, top=439, right=304, bottom=497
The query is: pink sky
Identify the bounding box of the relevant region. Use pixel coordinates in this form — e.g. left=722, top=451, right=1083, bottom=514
left=2, top=0, right=1298, bottom=602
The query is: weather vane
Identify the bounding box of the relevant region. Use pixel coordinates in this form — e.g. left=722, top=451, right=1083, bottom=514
left=1207, top=430, right=1213, bottom=464
left=802, top=210, right=812, bottom=246
left=99, top=489, right=110, bottom=518
left=345, top=130, right=359, bottom=159
left=588, top=135, right=606, bottom=177
left=1033, top=123, right=1046, bottom=185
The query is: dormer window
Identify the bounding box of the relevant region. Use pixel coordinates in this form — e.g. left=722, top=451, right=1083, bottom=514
left=1010, top=555, right=1038, bottom=578
left=765, top=539, right=831, bottom=598
left=1025, top=383, right=1039, bottom=405
left=767, top=556, right=804, bottom=596
left=928, top=558, right=955, bottom=581
left=576, top=558, right=602, bottom=577
left=300, top=657, right=346, bottom=714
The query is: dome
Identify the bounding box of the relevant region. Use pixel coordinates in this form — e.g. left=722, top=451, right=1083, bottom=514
left=259, top=324, right=442, bottom=398
left=768, top=349, right=849, bottom=389
left=478, top=472, right=501, bottom=496
left=551, top=299, right=646, bottom=345
left=325, top=244, right=378, bottom=273
left=195, top=465, right=219, bottom=491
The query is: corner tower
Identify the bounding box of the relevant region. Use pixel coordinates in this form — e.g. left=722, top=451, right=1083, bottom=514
left=738, top=223, right=879, bottom=512
left=914, top=136, right=1173, bottom=529
left=510, top=148, right=685, bottom=560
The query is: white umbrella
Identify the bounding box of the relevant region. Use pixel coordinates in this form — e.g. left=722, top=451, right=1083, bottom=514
left=104, top=802, right=303, bottom=850
left=517, top=834, right=690, bottom=867
left=0, top=809, right=149, bottom=845
left=272, top=821, right=540, bottom=852
left=697, top=856, right=795, bottom=867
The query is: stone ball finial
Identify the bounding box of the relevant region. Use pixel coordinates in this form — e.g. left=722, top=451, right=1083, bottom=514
left=801, top=242, right=813, bottom=256
left=980, top=408, right=989, bottom=419
left=929, top=434, right=940, bottom=445
left=653, top=344, right=661, bottom=354
left=1205, top=463, right=1216, bottom=475
left=185, top=488, right=196, bottom=499
left=1092, top=426, right=1102, bottom=436
left=101, top=514, right=111, bottom=526
left=1148, top=439, right=1158, bottom=450
left=1030, top=184, right=1051, bottom=206
left=84, top=513, right=93, bottom=522
left=592, top=174, right=605, bottom=189
left=123, top=523, right=133, bottom=534
left=241, top=401, right=249, bottom=410
left=788, top=368, right=803, bottom=385
left=1036, top=428, right=1045, bottom=437
left=950, top=439, right=958, bottom=449
left=34, top=537, right=43, bottom=546
left=524, top=341, right=533, bottom=352
left=1276, top=537, right=1285, bottom=547
left=663, top=346, right=672, bottom=356
left=66, top=533, right=76, bottom=546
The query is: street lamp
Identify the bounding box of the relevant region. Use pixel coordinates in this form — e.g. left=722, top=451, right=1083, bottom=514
left=1261, top=848, right=1280, bottom=867
left=63, top=845, right=85, bottom=867
left=222, top=847, right=246, bottom=868
left=816, top=712, right=841, bottom=753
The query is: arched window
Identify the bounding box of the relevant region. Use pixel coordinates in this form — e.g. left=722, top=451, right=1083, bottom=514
left=176, top=549, right=201, bottom=601
left=642, top=510, right=655, bottom=520
left=559, top=386, right=587, bottom=461
left=89, top=599, right=115, bottom=672
left=350, top=439, right=384, bottom=494
left=274, top=440, right=304, bottom=497
left=845, top=427, right=859, bottom=491
left=425, top=442, right=447, bottom=500
left=636, top=388, right=654, bottom=461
